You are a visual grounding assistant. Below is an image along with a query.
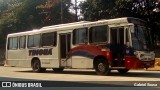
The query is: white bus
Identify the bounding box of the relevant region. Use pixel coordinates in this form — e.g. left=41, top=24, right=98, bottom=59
left=6, top=17, right=155, bottom=75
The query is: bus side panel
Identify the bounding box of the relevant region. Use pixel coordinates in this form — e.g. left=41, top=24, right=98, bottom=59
left=27, top=47, right=59, bottom=68
left=6, top=60, right=31, bottom=68
left=40, top=58, right=59, bottom=68
left=71, top=56, right=93, bottom=68
left=66, top=58, right=72, bottom=67
left=7, top=49, right=30, bottom=67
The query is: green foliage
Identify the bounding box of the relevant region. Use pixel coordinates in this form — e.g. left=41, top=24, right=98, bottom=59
left=1, top=0, right=160, bottom=48
left=36, top=0, right=75, bottom=26
left=80, top=0, right=116, bottom=21
left=80, top=0, right=160, bottom=34
left=0, top=0, right=75, bottom=48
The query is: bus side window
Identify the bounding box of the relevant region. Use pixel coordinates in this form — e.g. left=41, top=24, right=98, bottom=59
left=19, top=36, right=26, bottom=49
left=73, top=28, right=88, bottom=45
left=89, top=25, right=108, bottom=43
left=119, top=28, right=124, bottom=45
left=42, top=32, right=57, bottom=47
left=8, top=37, right=18, bottom=50
left=28, top=34, right=41, bottom=48
left=110, top=28, right=117, bottom=45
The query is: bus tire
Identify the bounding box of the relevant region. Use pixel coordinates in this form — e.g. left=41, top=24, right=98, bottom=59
left=117, top=69, right=129, bottom=74
left=94, top=58, right=110, bottom=76
left=53, top=68, right=64, bottom=72
left=32, top=59, right=45, bottom=73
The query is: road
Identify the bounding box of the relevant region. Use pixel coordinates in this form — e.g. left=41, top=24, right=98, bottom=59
left=0, top=66, right=160, bottom=81
left=0, top=66, right=160, bottom=90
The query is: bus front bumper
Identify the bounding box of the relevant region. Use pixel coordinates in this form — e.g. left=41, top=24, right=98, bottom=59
left=125, top=56, right=155, bottom=69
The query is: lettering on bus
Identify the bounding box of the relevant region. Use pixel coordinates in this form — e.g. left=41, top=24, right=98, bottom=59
left=83, top=22, right=108, bottom=27
left=29, top=49, right=53, bottom=56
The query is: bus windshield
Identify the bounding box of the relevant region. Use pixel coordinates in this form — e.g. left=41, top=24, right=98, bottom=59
left=131, top=25, right=153, bottom=51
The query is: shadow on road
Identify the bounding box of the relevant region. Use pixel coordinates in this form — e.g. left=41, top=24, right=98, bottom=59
left=110, top=71, right=160, bottom=78
left=16, top=69, right=97, bottom=75
left=15, top=69, right=160, bottom=78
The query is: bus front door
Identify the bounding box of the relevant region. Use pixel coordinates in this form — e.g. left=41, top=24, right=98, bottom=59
left=110, top=27, right=125, bottom=67
left=59, top=33, right=71, bottom=67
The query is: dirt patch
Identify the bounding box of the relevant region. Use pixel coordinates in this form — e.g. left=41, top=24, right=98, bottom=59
left=148, top=58, right=160, bottom=71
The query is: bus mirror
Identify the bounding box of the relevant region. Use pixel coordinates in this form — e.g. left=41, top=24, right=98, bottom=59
left=130, top=25, right=134, bottom=33
left=131, top=29, right=134, bottom=33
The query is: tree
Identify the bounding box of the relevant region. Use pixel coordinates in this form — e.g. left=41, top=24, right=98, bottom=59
left=0, top=0, right=23, bottom=48
left=36, top=0, right=75, bottom=25
left=80, top=0, right=116, bottom=21
left=0, top=0, right=76, bottom=48
left=80, top=0, right=160, bottom=38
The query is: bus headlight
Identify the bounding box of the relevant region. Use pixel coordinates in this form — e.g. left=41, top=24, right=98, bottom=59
left=151, top=52, right=155, bottom=60
left=135, top=51, right=155, bottom=61
left=133, top=51, right=138, bottom=56
left=140, top=54, right=145, bottom=58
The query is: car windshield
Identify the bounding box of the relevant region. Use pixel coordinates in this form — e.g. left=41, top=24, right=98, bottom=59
left=131, top=25, right=153, bottom=51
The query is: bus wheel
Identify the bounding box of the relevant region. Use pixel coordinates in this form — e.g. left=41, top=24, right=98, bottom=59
left=117, top=69, right=129, bottom=74
left=32, top=59, right=45, bottom=73
left=94, top=58, right=110, bottom=75
left=53, top=68, right=64, bottom=72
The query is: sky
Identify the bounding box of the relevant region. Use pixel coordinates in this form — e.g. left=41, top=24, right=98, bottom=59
left=70, top=0, right=86, bottom=18
left=71, top=0, right=86, bottom=4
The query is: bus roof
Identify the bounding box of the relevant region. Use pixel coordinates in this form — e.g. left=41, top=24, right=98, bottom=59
left=7, top=17, right=144, bottom=37
left=42, top=21, right=90, bottom=29
left=39, top=17, right=145, bottom=31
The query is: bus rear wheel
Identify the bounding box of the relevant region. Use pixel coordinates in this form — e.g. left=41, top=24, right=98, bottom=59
left=53, top=68, right=64, bottom=72
left=32, top=59, right=46, bottom=73
left=117, top=69, right=129, bottom=74
left=94, top=58, right=110, bottom=76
